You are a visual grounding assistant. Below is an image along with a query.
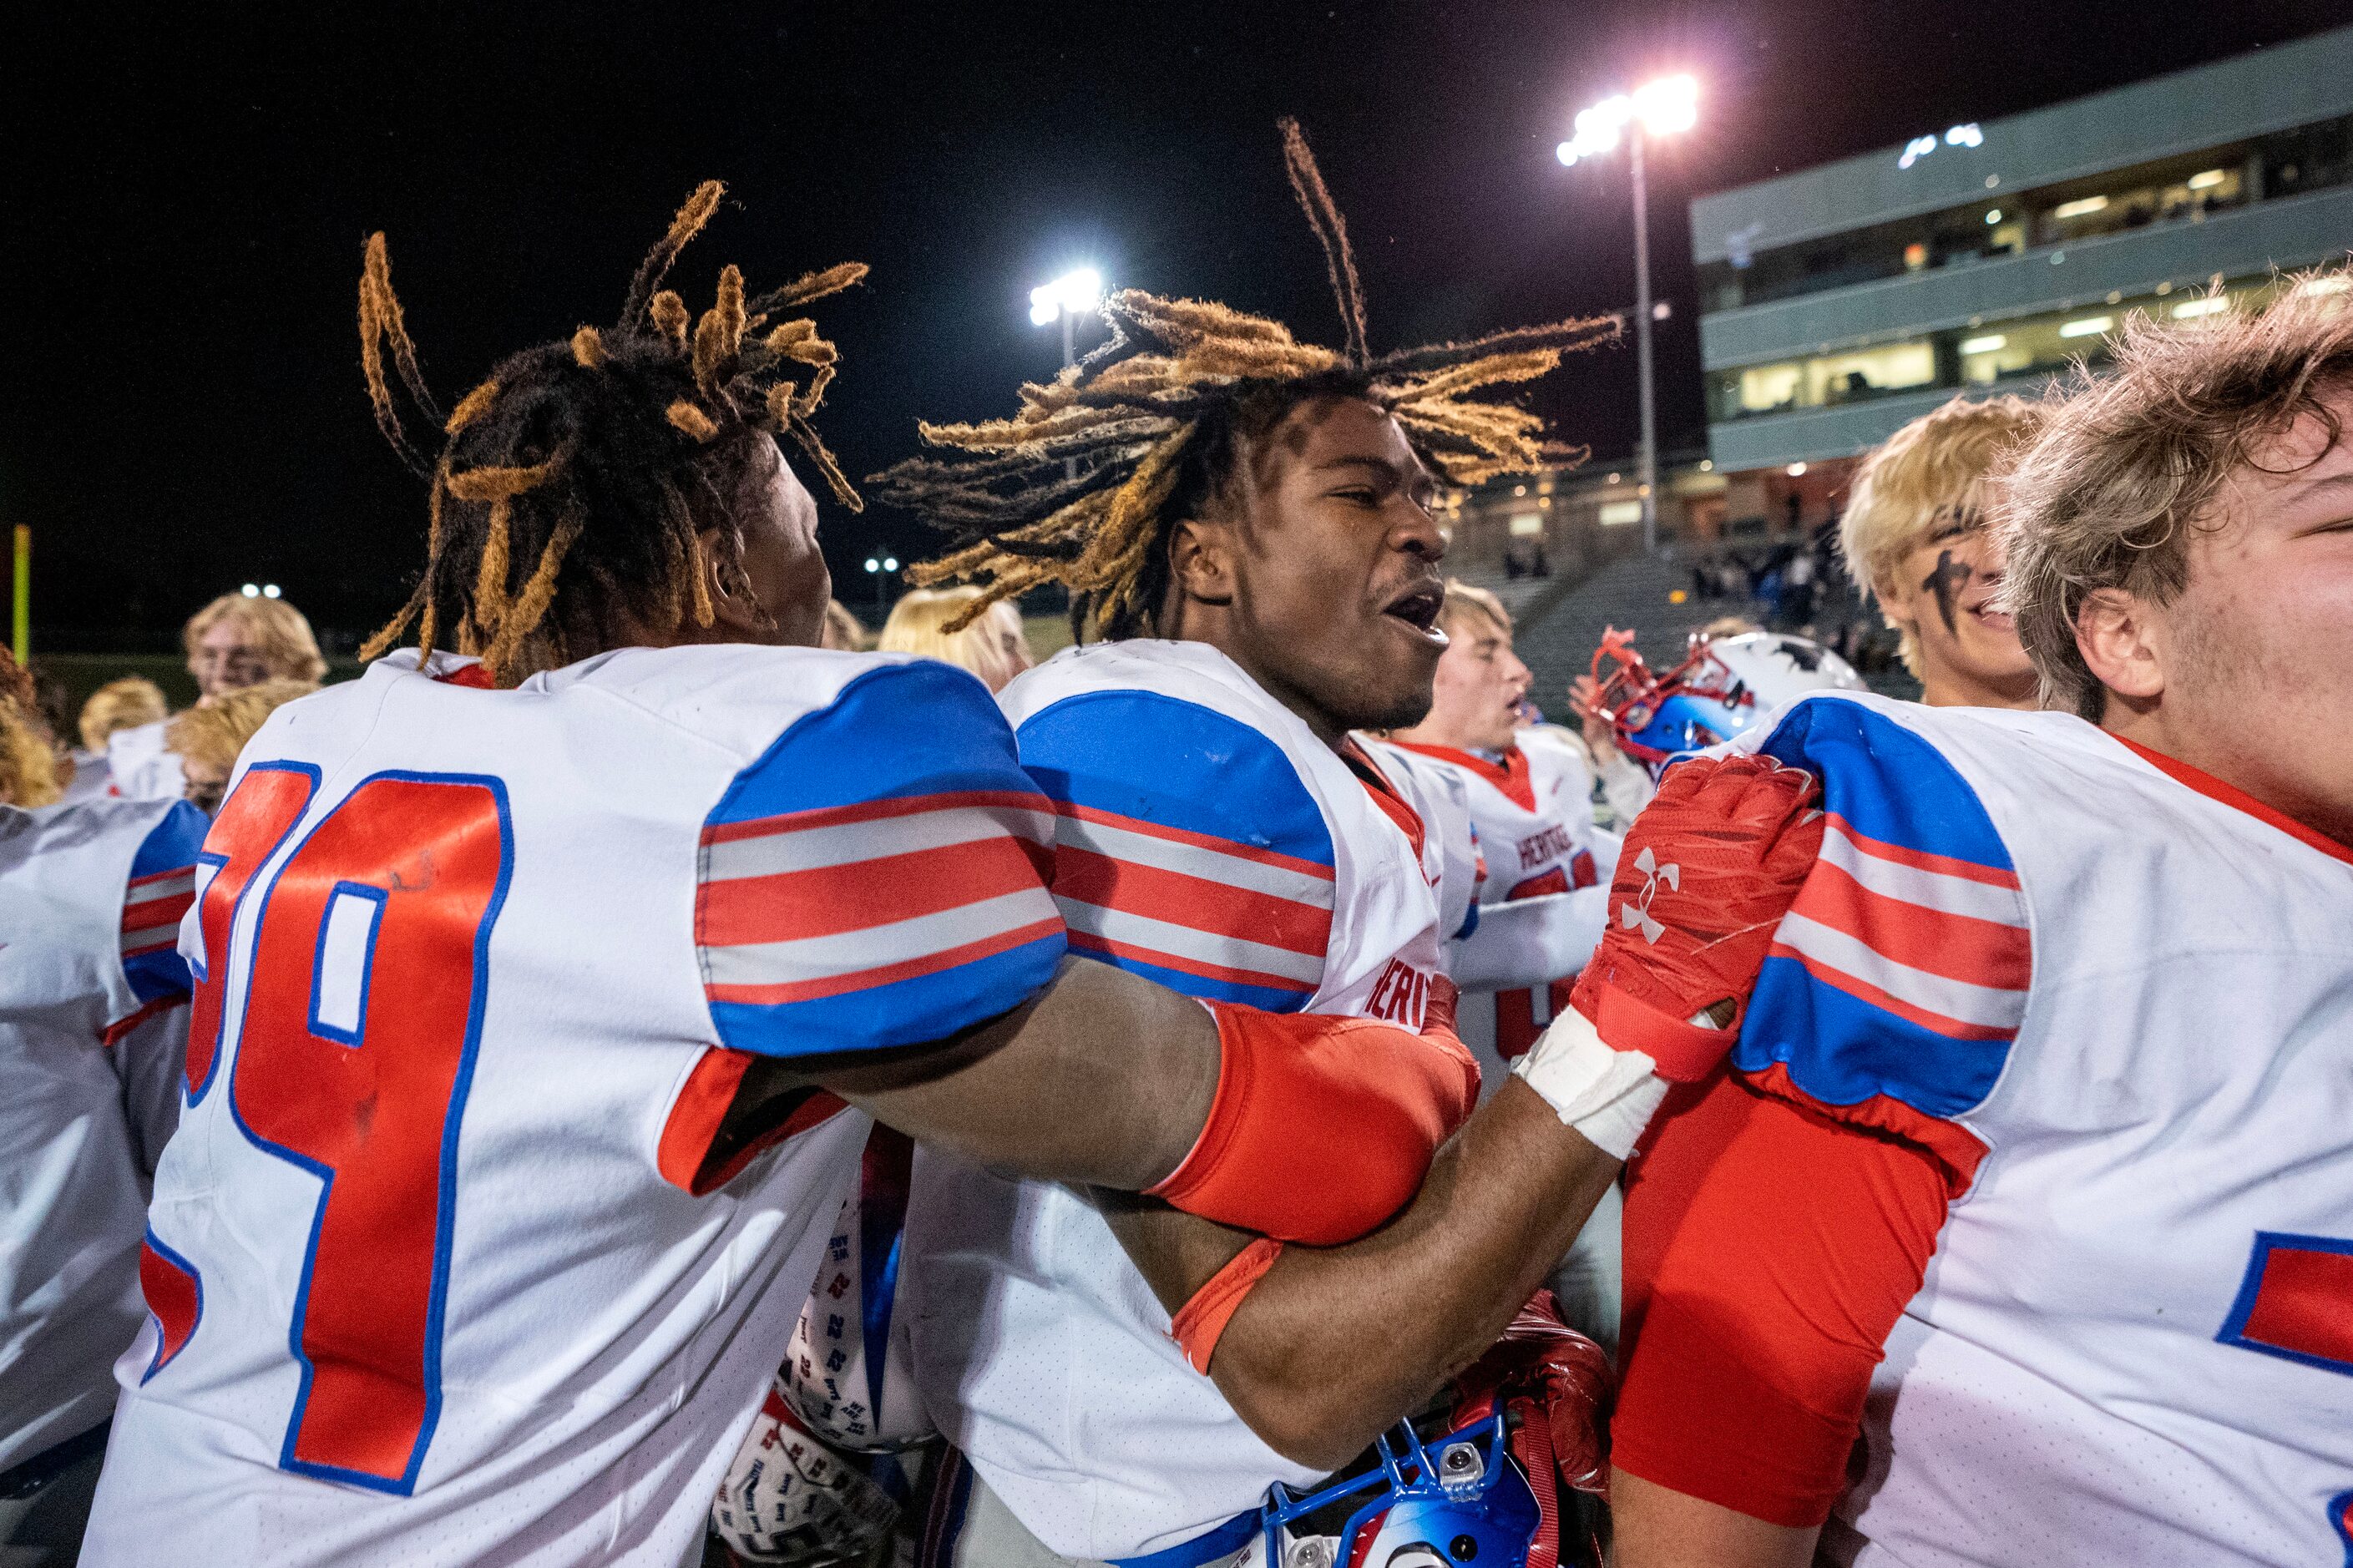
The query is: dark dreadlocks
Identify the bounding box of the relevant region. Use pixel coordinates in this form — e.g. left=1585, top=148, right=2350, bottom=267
left=875, top=120, right=1619, bottom=640
left=357, top=181, right=867, bottom=685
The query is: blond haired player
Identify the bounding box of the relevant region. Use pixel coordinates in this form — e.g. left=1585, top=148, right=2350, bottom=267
left=106, top=594, right=331, bottom=802
left=1611, top=279, right=2353, bottom=1566
left=1838, top=393, right=2043, bottom=710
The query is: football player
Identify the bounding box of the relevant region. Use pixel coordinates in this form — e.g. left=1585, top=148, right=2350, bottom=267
left=1837, top=392, right=2044, bottom=710
left=105, top=594, right=331, bottom=803
left=1608, top=277, right=2353, bottom=1566
left=872, top=123, right=1819, bottom=1568
left=1369, top=582, right=1623, bottom=1351
left=0, top=650, right=205, bottom=1564
left=81, top=184, right=1503, bottom=1568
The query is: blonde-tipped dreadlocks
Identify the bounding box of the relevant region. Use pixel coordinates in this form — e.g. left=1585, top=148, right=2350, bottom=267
left=878, top=120, right=1618, bottom=640
left=357, top=181, right=867, bottom=685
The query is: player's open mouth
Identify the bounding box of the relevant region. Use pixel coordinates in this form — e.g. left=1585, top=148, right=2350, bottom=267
left=1965, top=593, right=2014, bottom=633
left=1382, top=581, right=1447, bottom=643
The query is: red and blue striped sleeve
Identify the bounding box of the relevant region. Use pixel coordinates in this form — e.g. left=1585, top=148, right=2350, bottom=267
left=696, top=662, right=1068, bottom=1060
left=1015, top=690, right=1335, bottom=1011
left=1733, top=698, right=2030, bottom=1184
left=119, top=801, right=208, bottom=1004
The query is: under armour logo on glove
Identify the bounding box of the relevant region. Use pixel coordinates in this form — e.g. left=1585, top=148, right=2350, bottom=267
left=1621, top=847, right=1681, bottom=944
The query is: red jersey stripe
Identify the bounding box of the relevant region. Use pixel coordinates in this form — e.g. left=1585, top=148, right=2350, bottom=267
left=1790, top=858, right=2032, bottom=994
left=1050, top=846, right=1333, bottom=959
left=705, top=916, right=1065, bottom=1007
left=699, top=835, right=1054, bottom=947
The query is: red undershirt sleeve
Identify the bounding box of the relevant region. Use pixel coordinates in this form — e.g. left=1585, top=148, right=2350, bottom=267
left=1611, top=1072, right=1954, bottom=1530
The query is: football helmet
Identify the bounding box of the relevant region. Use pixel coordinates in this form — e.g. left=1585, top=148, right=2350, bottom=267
left=1579, top=627, right=1862, bottom=773
left=1258, top=1412, right=1542, bottom=1568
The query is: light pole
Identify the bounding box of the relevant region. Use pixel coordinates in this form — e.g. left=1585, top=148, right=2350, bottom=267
left=1559, top=73, right=1698, bottom=556
left=1030, top=267, right=1104, bottom=478
left=862, top=554, right=898, bottom=623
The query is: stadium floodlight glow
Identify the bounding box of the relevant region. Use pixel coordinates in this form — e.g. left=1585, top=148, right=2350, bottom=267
left=262, top=583, right=281, bottom=599
left=863, top=557, right=881, bottom=573
left=240, top=583, right=261, bottom=598
left=2059, top=315, right=2114, bottom=338
left=2052, top=195, right=2110, bottom=220
left=1028, top=267, right=1104, bottom=326
left=1554, top=73, right=1697, bottom=557
left=2187, top=169, right=2227, bottom=191
left=1556, top=76, right=1695, bottom=166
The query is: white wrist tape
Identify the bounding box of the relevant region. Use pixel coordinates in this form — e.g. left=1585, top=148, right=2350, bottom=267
left=1510, top=1008, right=1670, bottom=1161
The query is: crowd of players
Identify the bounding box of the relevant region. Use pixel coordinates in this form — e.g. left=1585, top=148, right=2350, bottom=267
left=1, top=122, right=2347, bottom=1568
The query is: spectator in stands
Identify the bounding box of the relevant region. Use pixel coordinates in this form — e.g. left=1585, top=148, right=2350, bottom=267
left=876, top=585, right=1034, bottom=693
left=1837, top=394, right=2044, bottom=709
left=108, top=594, right=329, bottom=801
left=163, top=678, right=317, bottom=816
left=819, top=599, right=868, bottom=651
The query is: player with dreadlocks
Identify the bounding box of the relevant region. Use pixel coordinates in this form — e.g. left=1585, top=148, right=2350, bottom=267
left=83, top=183, right=1516, bottom=1568
left=862, top=124, right=1827, bottom=1568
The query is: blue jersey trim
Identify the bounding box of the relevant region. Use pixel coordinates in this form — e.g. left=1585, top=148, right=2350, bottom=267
left=1735, top=953, right=2014, bottom=1119
left=707, top=933, right=1066, bottom=1060
left=705, top=661, right=1025, bottom=828
left=122, top=800, right=210, bottom=1003
left=1015, top=690, right=1336, bottom=870
left=1751, top=696, right=2014, bottom=873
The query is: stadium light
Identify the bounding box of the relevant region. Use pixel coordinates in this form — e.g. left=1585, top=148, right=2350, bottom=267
left=1555, top=73, right=1699, bottom=556
left=1032, top=266, right=1106, bottom=478
left=262, top=583, right=281, bottom=599
left=240, top=583, right=261, bottom=598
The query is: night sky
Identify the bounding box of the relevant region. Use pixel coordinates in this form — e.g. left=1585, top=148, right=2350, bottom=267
left=6, top=0, right=2345, bottom=650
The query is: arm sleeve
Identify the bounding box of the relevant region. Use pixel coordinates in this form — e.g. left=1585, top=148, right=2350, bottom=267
left=696, top=662, right=1068, bottom=1060
left=1445, top=883, right=1608, bottom=990
left=1015, top=690, right=1335, bottom=1010
left=118, top=800, right=208, bottom=1008
left=1612, top=1071, right=1950, bottom=1529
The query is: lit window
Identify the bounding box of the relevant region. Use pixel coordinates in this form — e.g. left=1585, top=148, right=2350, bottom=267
left=1597, top=500, right=1643, bottom=526
left=1960, top=333, right=2006, bottom=354
left=1509, top=512, right=1545, bottom=538
left=2058, top=316, right=2113, bottom=338
left=2052, top=195, right=2110, bottom=220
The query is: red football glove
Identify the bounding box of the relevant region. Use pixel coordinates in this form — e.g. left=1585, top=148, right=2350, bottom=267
left=1566, top=754, right=1821, bottom=1081
left=1451, top=1290, right=1612, bottom=1498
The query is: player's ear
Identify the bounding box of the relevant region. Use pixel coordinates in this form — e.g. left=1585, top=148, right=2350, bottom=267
left=698, top=525, right=773, bottom=639
left=1166, top=517, right=1237, bottom=609
left=2074, top=586, right=2165, bottom=711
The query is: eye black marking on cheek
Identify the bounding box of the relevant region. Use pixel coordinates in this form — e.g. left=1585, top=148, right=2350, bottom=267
left=1923, top=549, right=1976, bottom=637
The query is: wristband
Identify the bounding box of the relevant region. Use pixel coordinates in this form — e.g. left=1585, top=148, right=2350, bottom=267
left=1169, top=1237, right=1283, bottom=1373
left=1510, top=1008, right=1672, bottom=1161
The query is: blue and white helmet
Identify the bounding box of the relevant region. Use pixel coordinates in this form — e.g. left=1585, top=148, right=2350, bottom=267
left=1259, top=1412, right=1542, bottom=1568
left=1581, top=627, right=1862, bottom=775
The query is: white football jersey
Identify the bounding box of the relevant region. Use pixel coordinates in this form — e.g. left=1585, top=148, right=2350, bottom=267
left=103, top=718, right=185, bottom=803
left=903, top=640, right=1448, bottom=1564
left=0, top=796, right=202, bottom=1472
left=1375, top=732, right=1612, bottom=1067
left=85, top=646, right=1068, bottom=1567
left=1726, top=693, right=2353, bottom=1568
